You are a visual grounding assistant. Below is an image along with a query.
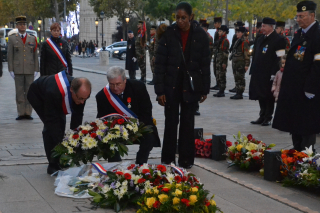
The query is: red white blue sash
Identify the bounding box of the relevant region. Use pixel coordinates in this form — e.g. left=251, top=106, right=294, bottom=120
left=55, top=71, right=72, bottom=115
left=92, top=163, right=108, bottom=175
left=103, top=84, right=138, bottom=118
left=47, top=38, right=68, bottom=68
left=100, top=113, right=128, bottom=121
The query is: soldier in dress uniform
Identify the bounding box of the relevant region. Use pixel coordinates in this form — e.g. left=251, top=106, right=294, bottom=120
left=8, top=16, right=39, bottom=120
left=147, top=25, right=157, bottom=85
left=200, top=20, right=214, bottom=59
left=125, top=30, right=138, bottom=79
left=213, top=25, right=229, bottom=97
left=273, top=1, right=320, bottom=151
left=229, top=27, right=250, bottom=100
left=135, top=20, right=147, bottom=83
left=211, top=17, right=222, bottom=90
left=275, top=21, right=291, bottom=54
left=249, top=17, right=286, bottom=126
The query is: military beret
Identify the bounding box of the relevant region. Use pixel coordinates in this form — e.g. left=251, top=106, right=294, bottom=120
left=218, top=25, right=229, bottom=33
left=262, top=17, right=276, bottom=25
left=214, top=17, right=222, bottom=23
left=297, top=1, right=317, bottom=12
left=276, top=21, right=286, bottom=27
left=138, top=20, right=144, bottom=24
left=199, top=18, right=207, bottom=24
left=16, top=16, right=27, bottom=23
left=256, top=22, right=262, bottom=28
left=201, top=22, right=210, bottom=28
left=128, top=30, right=133, bottom=33
left=150, top=25, right=157, bottom=30
left=234, top=21, right=245, bottom=26
left=236, top=26, right=246, bottom=33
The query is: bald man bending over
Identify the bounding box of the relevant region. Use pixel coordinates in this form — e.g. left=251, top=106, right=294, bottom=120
left=27, top=71, right=91, bottom=174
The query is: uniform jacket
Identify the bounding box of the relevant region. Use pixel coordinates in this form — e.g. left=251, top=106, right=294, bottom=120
left=216, top=35, right=229, bottom=66
left=154, top=21, right=211, bottom=103
left=95, top=80, right=160, bottom=147
left=229, top=34, right=238, bottom=52
left=232, top=36, right=250, bottom=67
left=40, top=37, right=73, bottom=76
left=8, top=33, right=39, bottom=74
left=135, top=32, right=146, bottom=59
left=212, top=29, right=220, bottom=56
left=206, top=32, right=214, bottom=57
left=273, top=22, right=320, bottom=135
left=125, top=37, right=138, bottom=71
left=149, top=34, right=156, bottom=59
left=27, top=75, right=85, bottom=146
left=249, top=30, right=286, bottom=100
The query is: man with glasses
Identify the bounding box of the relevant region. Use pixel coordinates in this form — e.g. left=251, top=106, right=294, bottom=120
left=95, top=66, right=160, bottom=165
left=273, top=1, right=320, bottom=152
left=8, top=16, right=39, bottom=120
left=27, top=72, right=91, bottom=174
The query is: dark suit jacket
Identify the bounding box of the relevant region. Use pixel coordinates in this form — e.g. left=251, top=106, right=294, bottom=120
left=27, top=75, right=85, bottom=143
left=95, top=79, right=160, bottom=147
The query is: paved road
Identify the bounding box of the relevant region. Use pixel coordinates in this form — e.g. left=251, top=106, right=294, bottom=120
left=0, top=55, right=319, bottom=213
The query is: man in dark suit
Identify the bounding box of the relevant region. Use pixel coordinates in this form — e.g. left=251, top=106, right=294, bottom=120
left=273, top=1, right=320, bottom=151
left=249, top=17, right=286, bottom=126
left=95, top=66, right=161, bottom=165
left=125, top=30, right=138, bottom=79
left=27, top=71, right=91, bottom=174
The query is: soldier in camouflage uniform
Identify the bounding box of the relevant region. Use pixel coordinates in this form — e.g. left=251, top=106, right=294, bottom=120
left=211, top=17, right=222, bottom=90
left=213, top=25, right=229, bottom=97
left=135, top=20, right=147, bottom=83
left=230, top=26, right=250, bottom=99
left=147, top=25, right=157, bottom=85
left=275, top=21, right=291, bottom=54
left=201, top=21, right=214, bottom=59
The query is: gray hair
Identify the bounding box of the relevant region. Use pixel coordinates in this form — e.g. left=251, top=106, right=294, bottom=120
left=106, top=66, right=126, bottom=81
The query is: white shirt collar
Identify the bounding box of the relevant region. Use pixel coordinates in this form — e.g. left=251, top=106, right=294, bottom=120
left=302, top=21, right=316, bottom=33
left=18, top=32, right=27, bottom=38
left=265, top=30, right=273, bottom=37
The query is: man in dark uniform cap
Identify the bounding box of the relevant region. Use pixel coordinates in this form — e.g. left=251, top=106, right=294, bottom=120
left=229, top=21, right=245, bottom=93
left=125, top=30, right=138, bottom=79
left=275, top=21, right=291, bottom=54
left=273, top=1, right=320, bottom=151
left=211, top=17, right=222, bottom=90
left=249, top=17, right=286, bottom=126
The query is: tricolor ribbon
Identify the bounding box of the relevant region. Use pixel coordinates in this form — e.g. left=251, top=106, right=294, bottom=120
left=103, top=84, right=138, bottom=118
left=55, top=71, right=72, bottom=115
left=92, top=163, right=108, bottom=175
left=170, top=165, right=185, bottom=177
left=100, top=113, right=128, bottom=121
left=47, top=38, right=68, bottom=69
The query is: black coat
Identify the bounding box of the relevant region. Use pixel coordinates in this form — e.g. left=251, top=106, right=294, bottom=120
left=154, top=21, right=211, bottom=103
left=273, top=22, right=320, bottom=135
left=249, top=31, right=286, bottom=100
left=27, top=75, right=85, bottom=144
left=125, top=37, right=138, bottom=71
left=95, top=80, right=161, bottom=147
left=40, top=37, right=73, bottom=76
left=249, top=33, right=264, bottom=75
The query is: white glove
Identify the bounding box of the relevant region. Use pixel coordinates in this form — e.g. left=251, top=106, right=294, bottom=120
left=9, top=71, right=15, bottom=79
left=132, top=57, right=137, bottom=62
left=270, top=75, right=275, bottom=81
left=34, top=72, right=39, bottom=79
left=305, top=92, right=315, bottom=99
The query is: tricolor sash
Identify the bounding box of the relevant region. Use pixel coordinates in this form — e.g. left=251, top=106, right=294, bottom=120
left=103, top=84, right=138, bottom=118
left=170, top=165, right=185, bottom=177
left=55, top=71, right=72, bottom=115
left=100, top=113, right=128, bottom=121
left=47, top=38, right=68, bottom=69
left=92, top=163, right=108, bottom=175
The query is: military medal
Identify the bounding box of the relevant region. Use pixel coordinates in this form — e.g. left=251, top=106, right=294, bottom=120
left=59, top=43, right=63, bottom=49
left=303, top=41, right=307, bottom=45
left=262, top=45, right=268, bottom=54
left=127, top=97, right=132, bottom=108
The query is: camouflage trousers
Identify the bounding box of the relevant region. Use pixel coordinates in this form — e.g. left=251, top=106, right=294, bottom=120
left=213, top=56, right=218, bottom=84
left=232, top=60, right=246, bottom=93
left=149, top=56, right=155, bottom=74
left=138, top=55, right=146, bottom=79
left=217, top=62, right=227, bottom=90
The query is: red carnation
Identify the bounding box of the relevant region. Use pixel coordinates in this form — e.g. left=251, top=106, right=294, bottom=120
left=117, top=118, right=125, bottom=125
left=104, top=121, right=108, bottom=125
left=142, top=169, right=150, bottom=174
left=205, top=201, right=210, bottom=206
left=182, top=176, right=187, bottom=182
left=116, top=171, right=124, bottom=176
left=72, top=134, right=79, bottom=139
left=157, top=185, right=164, bottom=189
left=153, top=201, right=161, bottom=209
left=90, top=122, right=97, bottom=126
left=82, top=130, right=88, bottom=134
left=93, top=126, right=98, bottom=131
left=161, top=188, right=170, bottom=192
left=153, top=179, right=160, bottom=186
left=90, top=133, right=97, bottom=138
left=127, top=164, right=136, bottom=170
left=138, top=178, right=146, bottom=184
left=226, top=141, right=232, bottom=147
left=174, top=176, right=182, bottom=183
left=124, top=173, right=131, bottom=180
left=253, top=156, right=260, bottom=161
left=247, top=134, right=253, bottom=141
left=156, top=165, right=166, bottom=172
left=181, top=198, right=190, bottom=207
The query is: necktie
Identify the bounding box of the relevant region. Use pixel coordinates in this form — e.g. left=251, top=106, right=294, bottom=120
left=21, top=35, right=24, bottom=39
left=301, top=30, right=306, bottom=38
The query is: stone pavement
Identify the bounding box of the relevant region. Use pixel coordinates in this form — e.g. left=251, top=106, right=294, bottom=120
left=0, top=55, right=319, bottom=213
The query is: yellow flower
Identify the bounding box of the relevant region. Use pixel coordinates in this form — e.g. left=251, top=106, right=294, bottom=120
left=153, top=188, right=159, bottom=195
left=158, top=194, right=169, bottom=204
left=189, top=195, right=198, bottom=205
left=236, top=144, right=243, bottom=152
left=174, top=189, right=183, bottom=197
left=146, top=189, right=152, bottom=194
left=191, top=187, right=198, bottom=192
left=176, top=183, right=182, bottom=189
left=146, top=197, right=156, bottom=208
left=210, top=199, right=216, bottom=206
left=172, top=197, right=180, bottom=205
left=245, top=143, right=257, bottom=151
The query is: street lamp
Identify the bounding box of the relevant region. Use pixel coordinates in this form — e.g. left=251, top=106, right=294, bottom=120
left=125, top=17, right=130, bottom=40
left=100, top=11, right=105, bottom=48
left=38, top=17, right=42, bottom=50
left=4, top=25, right=8, bottom=28
left=95, top=19, right=99, bottom=47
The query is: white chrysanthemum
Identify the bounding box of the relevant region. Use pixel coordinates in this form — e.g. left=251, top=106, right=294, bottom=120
left=81, top=143, right=89, bottom=150
left=120, top=185, right=128, bottom=194
left=133, top=123, right=138, bottom=133
left=113, top=189, right=120, bottom=196
left=115, top=130, right=121, bottom=138
left=110, top=144, right=117, bottom=151
left=122, top=128, right=129, bottom=140
left=126, top=124, right=133, bottom=131
left=81, top=124, right=93, bottom=131
left=98, top=124, right=107, bottom=130
left=87, top=138, right=98, bottom=149
left=115, top=181, right=121, bottom=188
left=102, top=185, right=110, bottom=193
left=62, top=140, right=68, bottom=147
left=67, top=146, right=74, bottom=154
left=132, top=174, right=142, bottom=184
left=166, top=173, right=175, bottom=183
left=82, top=136, right=91, bottom=143
left=122, top=180, right=128, bottom=186
left=69, top=139, right=78, bottom=147
left=113, top=124, right=121, bottom=130
left=96, top=130, right=104, bottom=137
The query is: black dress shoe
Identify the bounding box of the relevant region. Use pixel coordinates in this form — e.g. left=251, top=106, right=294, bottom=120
left=24, top=115, right=33, bottom=120
left=16, top=116, right=24, bottom=120
left=211, top=85, right=220, bottom=90
left=213, top=92, right=225, bottom=97
left=261, top=120, right=271, bottom=126
left=47, top=165, right=60, bottom=175
left=250, top=118, right=264, bottom=124
left=194, top=111, right=200, bottom=116
left=229, top=87, right=236, bottom=93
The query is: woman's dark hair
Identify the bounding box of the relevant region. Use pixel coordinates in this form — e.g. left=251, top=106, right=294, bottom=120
left=175, top=2, right=193, bottom=16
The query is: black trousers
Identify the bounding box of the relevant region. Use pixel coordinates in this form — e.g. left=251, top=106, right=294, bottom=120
left=128, top=68, right=136, bottom=79
left=108, top=133, right=155, bottom=164
left=162, top=94, right=196, bottom=166
left=292, top=134, right=316, bottom=152
left=258, top=99, right=275, bottom=121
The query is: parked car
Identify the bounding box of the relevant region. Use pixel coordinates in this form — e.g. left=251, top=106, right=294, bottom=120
left=112, top=47, right=126, bottom=60
left=96, top=41, right=127, bottom=57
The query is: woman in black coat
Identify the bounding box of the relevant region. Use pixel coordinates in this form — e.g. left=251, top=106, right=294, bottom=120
left=154, top=2, right=211, bottom=168
left=40, top=23, right=73, bottom=76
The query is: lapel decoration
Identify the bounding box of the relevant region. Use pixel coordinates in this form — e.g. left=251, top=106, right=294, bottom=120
left=127, top=97, right=132, bottom=108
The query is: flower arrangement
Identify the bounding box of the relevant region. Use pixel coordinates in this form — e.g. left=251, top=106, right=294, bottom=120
left=280, top=146, right=320, bottom=188
left=52, top=114, right=153, bottom=166
left=195, top=139, right=212, bottom=158
left=225, top=131, right=276, bottom=170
